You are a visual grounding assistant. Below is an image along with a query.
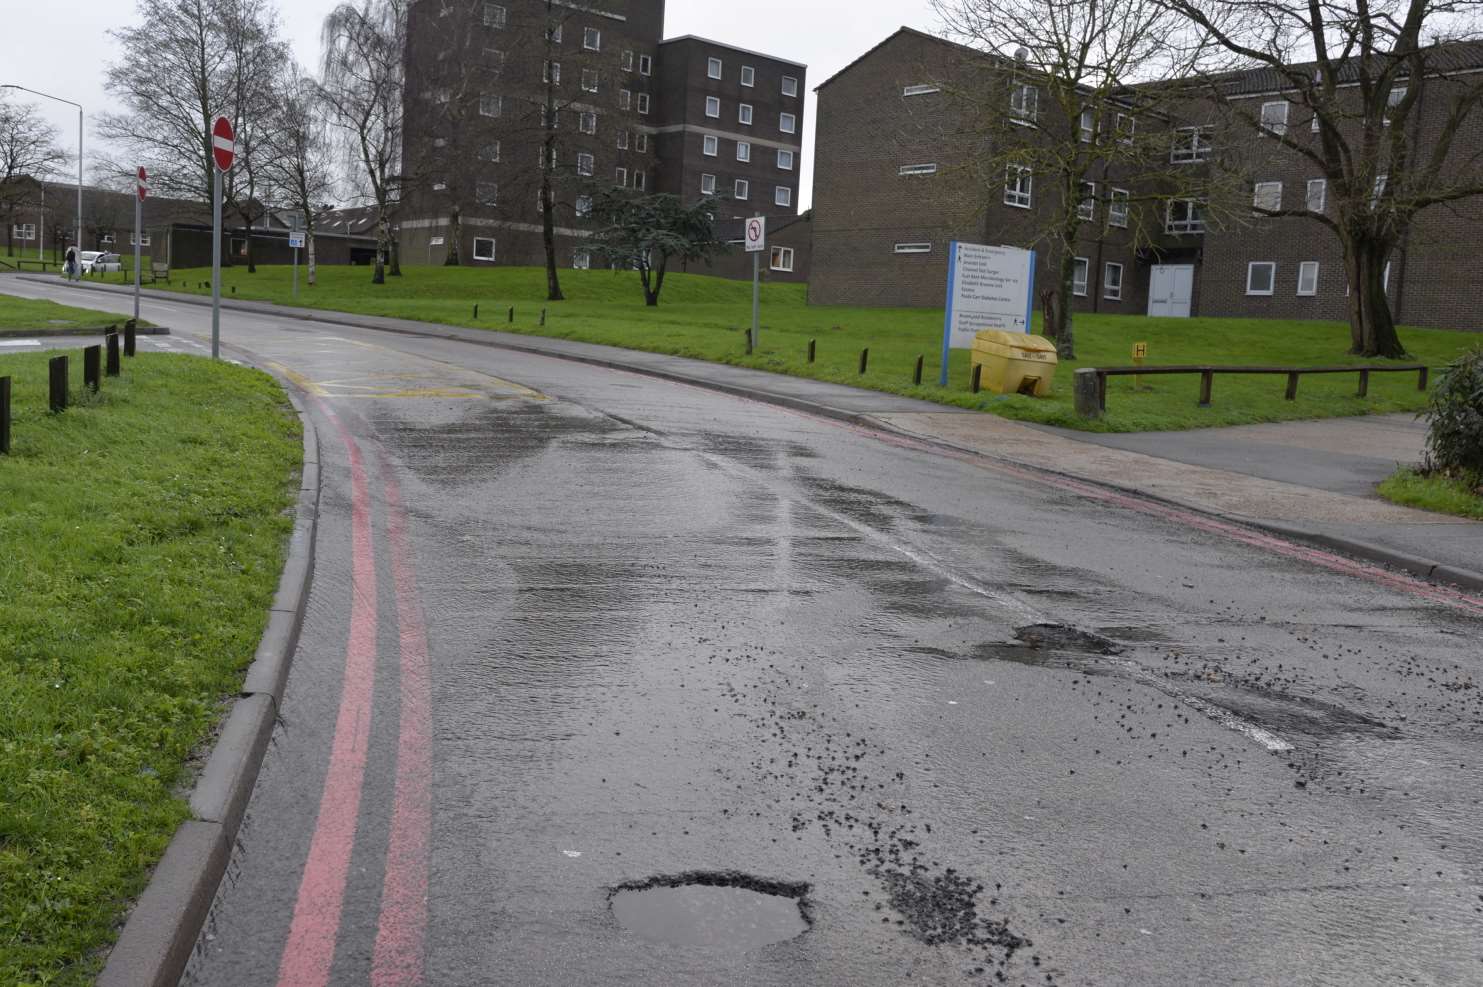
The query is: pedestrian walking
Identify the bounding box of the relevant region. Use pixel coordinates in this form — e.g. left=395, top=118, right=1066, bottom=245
left=63, top=245, right=79, bottom=281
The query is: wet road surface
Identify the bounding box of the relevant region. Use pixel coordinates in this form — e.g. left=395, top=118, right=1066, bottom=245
left=7, top=280, right=1483, bottom=985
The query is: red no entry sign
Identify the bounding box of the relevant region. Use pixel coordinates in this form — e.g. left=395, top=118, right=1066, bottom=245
left=212, top=116, right=236, bottom=172
left=136, top=166, right=149, bottom=202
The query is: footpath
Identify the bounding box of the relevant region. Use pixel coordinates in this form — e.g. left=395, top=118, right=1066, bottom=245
left=18, top=274, right=1483, bottom=591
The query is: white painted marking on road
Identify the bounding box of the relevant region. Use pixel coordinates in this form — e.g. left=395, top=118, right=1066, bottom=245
left=0, top=339, right=41, bottom=347
left=1179, top=695, right=1294, bottom=753
left=562, top=850, right=582, bottom=858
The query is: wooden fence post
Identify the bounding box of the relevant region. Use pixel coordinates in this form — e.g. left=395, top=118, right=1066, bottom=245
left=1198, top=370, right=1214, bottom=407
left=1073, top=369, right=1102, bottom=419
left=1285, top=372, right=1299, bottom=400
left=1357, top=368, right=1370, bottom=397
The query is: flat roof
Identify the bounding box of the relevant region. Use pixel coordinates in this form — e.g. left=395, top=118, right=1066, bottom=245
left=659, top=34, right=807, bottom=70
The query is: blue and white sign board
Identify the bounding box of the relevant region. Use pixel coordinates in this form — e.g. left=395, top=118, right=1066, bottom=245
left=940, top=242, right=1036, bottom=385
left=288, top=231, right=306, bottom=249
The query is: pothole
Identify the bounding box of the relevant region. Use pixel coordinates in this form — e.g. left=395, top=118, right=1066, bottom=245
left=609, top=872, right=811, bottom=949
left=1013, top=623, right=1122, bottom=654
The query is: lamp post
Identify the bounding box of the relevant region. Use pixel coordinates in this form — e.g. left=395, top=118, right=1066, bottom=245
left=1, top=84, right=82, bottom=274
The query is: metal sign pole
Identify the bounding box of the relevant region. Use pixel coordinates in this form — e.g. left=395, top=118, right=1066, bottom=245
left=132, top=194, right=142, bottom=323
left=293, top=245, right=299, bottom=301
left=751, top=250, right=760, bottom=351
left=211, top=168, right=222, bottom=359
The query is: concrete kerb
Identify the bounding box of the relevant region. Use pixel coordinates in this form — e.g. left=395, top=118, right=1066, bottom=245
left=35, top=274, right=1483, bottom=596
left=0, top=326, right=171, bottom=338
left=95, top=378, right=322, bottom=987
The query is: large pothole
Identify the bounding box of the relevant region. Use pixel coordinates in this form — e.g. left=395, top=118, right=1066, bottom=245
left=609, top=872, right=811, bottom=950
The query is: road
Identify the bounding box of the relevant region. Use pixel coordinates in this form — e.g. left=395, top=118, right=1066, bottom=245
left=6, top=278, right=1483, bottom=986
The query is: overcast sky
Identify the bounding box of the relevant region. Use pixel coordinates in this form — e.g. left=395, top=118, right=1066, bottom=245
left=2, top=0, right=943, bottom=209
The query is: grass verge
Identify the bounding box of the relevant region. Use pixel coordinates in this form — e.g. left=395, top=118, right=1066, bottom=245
left=0, top=293, right=155, bottom=334
left=1378, top=467, right=1483, bottom=520
left=137, top=262, right=1483, bottom=432
left=0, top=349, right=301, bottom=985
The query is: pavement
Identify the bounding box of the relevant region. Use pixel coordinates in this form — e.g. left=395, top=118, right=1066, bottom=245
left=5, top=276, right=1483, bottom=986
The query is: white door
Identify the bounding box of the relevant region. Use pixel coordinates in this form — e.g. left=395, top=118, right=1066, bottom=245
left=1147, top=264, right=1194, bottom=318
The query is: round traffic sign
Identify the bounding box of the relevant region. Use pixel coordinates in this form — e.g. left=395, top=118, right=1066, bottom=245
left=211, top=116, right=236, bottom=173
left=136, top=166, right=149, bottom=202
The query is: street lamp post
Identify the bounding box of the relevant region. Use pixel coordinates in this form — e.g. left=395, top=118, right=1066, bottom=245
left=1, top=84, right=82, bottom=275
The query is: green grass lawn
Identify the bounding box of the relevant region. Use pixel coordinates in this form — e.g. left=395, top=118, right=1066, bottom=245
left=148, top=262, right=1482, bottom=432
left=0, top=293, right=155, bottom=334
left=0, top=350, right=301, bottom=985
left=1378, top=468, right=1483, bottom=520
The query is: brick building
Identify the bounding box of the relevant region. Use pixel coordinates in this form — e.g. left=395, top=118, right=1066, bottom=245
left=398, top=2, right=807, bottom=279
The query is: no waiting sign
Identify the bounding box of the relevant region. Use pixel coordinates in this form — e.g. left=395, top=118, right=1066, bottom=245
left=745, top=216, right=766, bottom=252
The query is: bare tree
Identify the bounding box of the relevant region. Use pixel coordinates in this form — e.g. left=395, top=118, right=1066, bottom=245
left=263, top=62, right=336, bottom=286
left=320, top=0, right=406, bottom=285
left=0, top=96, right=69, bottom=255
left=1165, top=0, right=1483, bottom=357
left=222, top=0, right=289, bottom=273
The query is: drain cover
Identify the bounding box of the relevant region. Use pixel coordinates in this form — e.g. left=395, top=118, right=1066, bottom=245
left=610, top=873, right=809, bottom=949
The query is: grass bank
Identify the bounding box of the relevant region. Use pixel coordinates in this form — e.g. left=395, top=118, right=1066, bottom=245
left=146, top=262, right=1481, bottom=432
left=0, top=293, right=155, bottom=334
left=1378, top=467, right=1483, bottom=520
left=0, top=349, right=301, bottom=985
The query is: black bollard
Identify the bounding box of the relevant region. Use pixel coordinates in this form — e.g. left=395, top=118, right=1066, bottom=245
left=84, top=345, right=102, bottom=393
left=124, top=320, right=136, bottom=357
left=913, top=354, right=924, bottom=386
left=49, top=355, right=68, bottom=412
left=106, top=332, right=121, bottom=376
left=807, top=339, right=815, bottom=363
left=474, top=303, right=479, bottom=320
left=540, top=308, right=547, bottom=326
left=508, top=306, right=515, bottom=323
left=859, top=348, right=869, bottom=374
left=971, top=363, right=983, bottom=393
left=0, top=376, right=10, bottom=455
left=744, top=328, right=753, bottom=355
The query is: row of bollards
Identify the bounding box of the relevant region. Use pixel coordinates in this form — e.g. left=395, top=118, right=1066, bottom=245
left=2, top=322, right=138, bottom=456
left=735, top=336, right=995, bottom=394
left=471, top=305, right=542, bottom=326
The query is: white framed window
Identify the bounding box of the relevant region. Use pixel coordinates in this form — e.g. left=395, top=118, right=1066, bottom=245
left=1010, top=84, right=1038, bottom=123
left=472, top=237, right=496, bottom=261
left=619, top=89, right=632, bottom=110
left=13, top=223, right=35, bottom=240
left=902, top=84, right=939, bottom=97
left=779, top=112, right=796, bottom=134
left=573, top=249, right=590, bottom=269
left=1383, top=260, right=1391, bottom=294
left=484, top=48, right=505, bottom=71
left=575, top=194, right=592, bottom=217
left=621, top=50, right=634, bottom=71
left=544, top=22, right=561, bottom=42
left=899, top=163, right=937, bottom=176
left=431, top=181, right=447, bottom=191
left=1372, top=173, right=1388, bottom=206
left=705, top=96, right=720, bottom=118
left=433, top=137, right=447, bottom=148
left=1246, top=261, right=1276, bottom=295
left=1103, top=262, right=1124, bottom=300
left=1165, top=199, right=1206, bottom=234
left=583, top=27, right=601, bottom=51
left=576, top=152, right=594, bottom=176
left=775, top=185, right=792, bottom=207
left=1115, top=112, right=1136, bottom=143
left=1312, top=108, right=1321, bottom=133
left=1078, top=181, right=1096, bottom=220
left=636, top=92, right=650, bottom=114
left=701, top=173, right=716, bottom=195
left=615, top=166, right=628, bottom=186
left=1386, top=86, right=1406, bottom=125
left=616, top=130, right=629, bottom=150
left=483, top=2, right=506, bottom=28
left=777, top=149, right=794, bottom=170
left=1004, top=165, right=1032, bottom=208
left=579, top=111, right=597, bottom=134
left=1072, top=256, right=1089, bottom=296
left=1297, top=261, right=1319, bottom=296
left=741, top=65, right=755, bottom=87
left=479, top=94, right=502, bottom=117
left=1108, top=187, right=1129, bottom=226
left=1306, top=178, right=1327, bottom=213
left=770, top=246, right=794, bottom=272
left=634, top=171, right=645, bottom=190
left=736, top=140, right=751, bottom=162
left=476, top=181, right=498, bottom=205
left=739, top=103, right=754, bottom=125
left=782, top=76, right=798, bottom=97
left=636, top=133, right=648, bottom=152
left=542, top=105, right=558, bottom=129
left=538, top=145, right=556, bottom=169
left=581, top=69, right=598, bottom=93
left=1078, top=107, right=1094, bottom=143
left=544, top=60, right=560, bottom=84
left=130, top=232, right=151, bottom=247
left=639, top=54, right=652, bottom=76
left=894, top=242, right=931, bottom=254
left=1260, top=100, right=1289, bottom=136
left=1253, top=181, right=1282, bottom=213
left=1171, top=126, right=1211, bottom=162
left=477, top=138, right=500, bottom=161
left=708, top=57, right=723, bottom=79
left=100, top=233, right=116, bottom=244
left=734, top=178, right=749, bottom=199
left=703, top=134, right=718, bottom=156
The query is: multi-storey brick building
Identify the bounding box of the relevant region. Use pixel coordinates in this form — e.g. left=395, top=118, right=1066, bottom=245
left=809, top=27, right=1483, bottom=332
left=398, top=1, right=806, bottom=279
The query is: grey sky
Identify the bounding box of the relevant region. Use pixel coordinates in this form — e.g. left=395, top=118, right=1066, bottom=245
left=2, top=0, right=943, bottom=209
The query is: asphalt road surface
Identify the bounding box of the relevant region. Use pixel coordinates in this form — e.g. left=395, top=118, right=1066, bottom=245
left=7, top=280, right=1483, bottom=986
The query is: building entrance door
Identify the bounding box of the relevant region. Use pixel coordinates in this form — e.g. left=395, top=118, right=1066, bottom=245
left=1147, top=264, right=1194, bottom=317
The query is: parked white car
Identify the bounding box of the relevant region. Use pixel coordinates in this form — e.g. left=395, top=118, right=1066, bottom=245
left=79, top=251, right=122, bottom=274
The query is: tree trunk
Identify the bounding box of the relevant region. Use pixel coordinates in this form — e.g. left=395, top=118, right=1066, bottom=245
left=373, top=212, right=387, bottom=285
left=389, top=233, right=401, bottom=276
left=541, top=171, right=564, bottom=301
left=445, top=204, right=462, bottom=266
left=1343, top=235, right=1406, bottom=358
left=1045, top=247, right=1077, bottom=360
left=645, top=257, right=667, bottom=306
left=306, top=226, right=317, bottom=287
left=244, top=212, right=256, bottom=273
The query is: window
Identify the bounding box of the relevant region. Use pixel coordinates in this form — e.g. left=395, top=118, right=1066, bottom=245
left=701, top=173, right=716, bottom=194
left=472, top=237, right=496, bottom=261
left=1312, top=108, right=1321, bottom=133
left=1260, top=100, right=1289, bottom=136
left=1246, top=261, right=1276, bottom=295
left=1010, top=84, right=1038, bottom=123
left=1108, top=187, right=1129, bottom=227
left=432, top=181, right=447, bottom=191
left=544, top=60, right=560, bottom=84
left=771, top=246, right=794, bottom=271
left=1078, top=181, right=1096, bottom=220
left=1297, top=261, right=1319, bottom=296
left=545, top=22, right=561, bottom=42
left=1115, top=112, right=1136, bottom=143
left=432, top=87, right=450, bottom=104
left=708, top=57, right=723, bottom=79
left=735, top=178, right=749, bottom=199
left=1372, top=173, right=1387, bottom=206
left=894, top=242, right=931, bottom=253
left=100, top=233, right=115, bottom=244
left=476, top=181, right=498, bottom=205
left=538, top=146, right=556, bottom=169
left=581, top=69, right=598, bottom=93
left=542, top=105, right=558, bottom=129
left=1171, top=126, right=1211, bottom=162
left=782, top=76, right=799, bottom=97
left=741, top=65, right=755, bottom=87
left=13, top=223, right=35, bottom=240
left=616, top=130, right=629, bottom=150
left=736, top=140, right=751, bottom=162
left=579, top=111, right=597, bottom=134
left=1383, top=261, right=1391, bottom=294
left=633, top=171, right=645, bottom=191
left=775, top=186, right=792, bottom=207
left=902, top=84, right=939, bottom=97
left=1306, top=178, right=1326, bottom=213
left=779, top=112, right=796, bottom=134
left=1004, top=165, right=1032, bottom=208
left=1386, top=86, right=1406, bottom=125
left=1104, top=262, right=1124, bottom=300
left=573, top=249, right=590, bottom=269
left=1253, top=181, right=1282, bottom=213
left=484, top=48, right=505, bottom=71
left=1166, top=199, right=1206, bottom=233
left=1078, top=107, right=1094, bottom=143
left=705, top=96, right=720, bottom=118
left=483, top=3, right=506, bottom=28
left=583, top=27, right=601, bottom=51
left=703, top=134, right=718, bottom=156
left=615, top=166, right=628, bottom=186
left=777, top=149, right=794, bottom=170
left=636, top=93, right=650, bottom=114
left=636, top=133, right=648, bottom=152
left=639, top=54, right=652, bottom=76
left=619, top=89, right=632, bottom=110
left=575, top=194, right=592, bottom=217
left=479, top=94, right=502, bottom=117
left=622, top=50, right=634, bottom=71
left=739, top=103, right=754, bottom=125
left=1072, top=257, right=1089, bottom=296
left=577, top=152, right=594, bottom=176
left=433, top=138, right=447, bottom=148
left=900, top=163, right=938, bottom=176
left=478, top=140, right=500, bottom=162
left=130, top=233, right=151, bottom=247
